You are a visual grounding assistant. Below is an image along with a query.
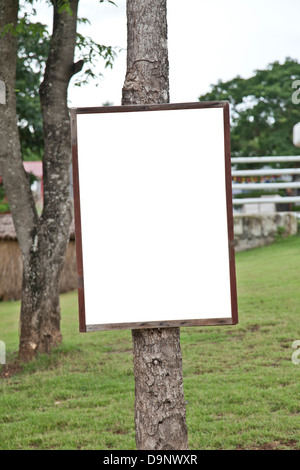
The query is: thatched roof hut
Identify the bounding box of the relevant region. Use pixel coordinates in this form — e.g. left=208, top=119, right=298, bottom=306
left=0, top=214, right=77, bottom=301
left=0, top=214, right=18, bottom=240
left=0, top=214, right=75, bottom=240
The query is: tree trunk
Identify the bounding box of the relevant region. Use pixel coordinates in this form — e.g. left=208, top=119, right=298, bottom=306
left=122, top=0, right=188, bottom=450
left=18, top=0, right=83, bottom=362
left=0, top=0, right=82, bottom=362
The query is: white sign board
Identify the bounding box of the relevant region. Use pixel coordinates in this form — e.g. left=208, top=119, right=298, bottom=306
left=71, top=102, right=238, bottom=332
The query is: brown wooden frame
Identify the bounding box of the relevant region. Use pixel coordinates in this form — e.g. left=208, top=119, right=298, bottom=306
left=70, top=102, right=238, bottom=332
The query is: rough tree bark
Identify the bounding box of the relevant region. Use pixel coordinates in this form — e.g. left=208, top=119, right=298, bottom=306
left=122, top=0, right=189, bottom=450
left=0, top=0, right=82, bottom=362
left=0, top=0, right=38, bottom=257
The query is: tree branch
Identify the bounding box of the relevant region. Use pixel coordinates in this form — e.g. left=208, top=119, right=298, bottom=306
left=71, top=59, right=84, bottom=77
left=40, top=0, right=79, bottom=221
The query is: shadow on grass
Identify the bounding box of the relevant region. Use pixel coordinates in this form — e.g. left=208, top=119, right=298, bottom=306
left=0, top=342, right=83, bottom=379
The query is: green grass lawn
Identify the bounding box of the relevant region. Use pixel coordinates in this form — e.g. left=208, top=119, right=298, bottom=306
left=0, top=236, right=300, bottom=450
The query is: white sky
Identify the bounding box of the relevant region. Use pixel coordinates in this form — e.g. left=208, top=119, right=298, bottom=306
left=25, top=0, right=300, bottom=107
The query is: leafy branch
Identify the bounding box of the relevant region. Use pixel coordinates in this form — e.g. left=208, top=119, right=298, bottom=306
left=74, top=31, right=119, bottom=86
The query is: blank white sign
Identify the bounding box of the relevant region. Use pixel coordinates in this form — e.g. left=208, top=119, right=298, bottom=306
left=72, top=103, right=237, bottom=331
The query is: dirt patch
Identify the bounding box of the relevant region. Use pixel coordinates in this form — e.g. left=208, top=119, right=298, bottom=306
left=0, top=362, right=23, bottom=379
left=236, top=440, right=299, bottom=450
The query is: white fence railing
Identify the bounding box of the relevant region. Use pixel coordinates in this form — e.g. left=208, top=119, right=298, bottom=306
left=231, top=156, right=300, bottom=206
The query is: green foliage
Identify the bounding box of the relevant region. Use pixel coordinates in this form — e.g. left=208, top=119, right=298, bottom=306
left=57, top=0, right=73, bottom=15
left=14, top=2, right=118, bottom=161
left=99, top=0, right=117, bottom=6
left=16, top=15, right=49, bottom=161
left=74, top=30, right=118, bottom=87
left=0, top=201, right=10, bottom=213
left=199, top=58, right=300, bottom=165
left=0, top=182, right=9, bottom=213
left=275, top=225, right=286, bottom=240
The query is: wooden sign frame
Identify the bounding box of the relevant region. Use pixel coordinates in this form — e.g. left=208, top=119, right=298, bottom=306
left=71, top=102, right=238, bottom=332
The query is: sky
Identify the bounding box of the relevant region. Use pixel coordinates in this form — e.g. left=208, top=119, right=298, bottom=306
left=25, top=0, right=300, bottom=107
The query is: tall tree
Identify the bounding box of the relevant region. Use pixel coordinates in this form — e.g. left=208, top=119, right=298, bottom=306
left=0, top=0, right=82, bottom=362
left=122, top=0, right=189, bottom=450
left=0, top=0, right=116, bottom=362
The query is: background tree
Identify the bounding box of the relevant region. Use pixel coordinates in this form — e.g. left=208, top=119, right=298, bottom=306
left=0, top=0, right=81, bottom=362
left=199, top=58, right=300, bottom=166
left=122, top=0, right=189, bottom=450
left=0, top=0, right=115, bottom=362
left=16, top=15, right=49, bottom=161
left=16, top=6, right=116, bottom=164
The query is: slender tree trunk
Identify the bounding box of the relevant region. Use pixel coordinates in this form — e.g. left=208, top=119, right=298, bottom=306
left=0, top=0, right=82, bottom=362
left=122, top=0, right=188, bottom=450
left=18, top=0, right=83, bottom=362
